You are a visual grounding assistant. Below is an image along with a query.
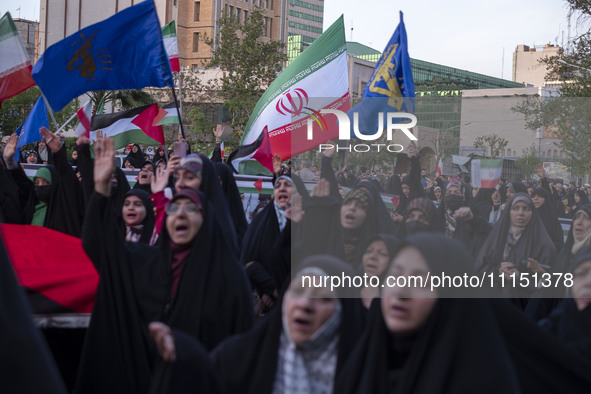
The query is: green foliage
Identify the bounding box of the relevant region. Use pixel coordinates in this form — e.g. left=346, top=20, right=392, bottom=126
left=87, top=90, right=155, bottom=115
left=515, top=145, right=542, bottom=180
left=204, top=7, right=286, bottom=135
left=473, top=134, right=509, bottom=159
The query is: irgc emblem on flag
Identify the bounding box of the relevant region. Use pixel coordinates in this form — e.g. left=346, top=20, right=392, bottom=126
left=32, top=0, right=173, bottom=112
left=348, top=11, right=416, bottom=138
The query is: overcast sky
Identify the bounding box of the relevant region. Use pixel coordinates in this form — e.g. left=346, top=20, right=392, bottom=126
left=6, top=0, right=579, bottom=80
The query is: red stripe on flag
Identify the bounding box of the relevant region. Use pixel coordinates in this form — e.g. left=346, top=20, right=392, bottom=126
left=252, top=127, right=274, bottom=172
left=131, top=103, right=165, bottom=144
left=0, top=224, right=98, bottom=313
left=77, top=106, right=91, bottom=133
left=0, top=64, right=35, bottom=102
left=169, top=57, right=180, bottom=72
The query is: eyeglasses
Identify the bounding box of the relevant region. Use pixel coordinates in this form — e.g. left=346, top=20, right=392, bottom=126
left=165, top=202, right=201, bottom=215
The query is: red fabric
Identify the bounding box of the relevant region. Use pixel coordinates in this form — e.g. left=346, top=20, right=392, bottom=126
left=254, top=179, right=263, bottom=193
left=131, top=103, right=165, bottom=144
left=0, top=224, right=98, bottom=313
left=252, top=126, right=274, bottom=173
left=0, top=64, right=35, bottom=102
left=151, top=190, right=170, bottom=236
left=169, top=57, right=180, bottom=72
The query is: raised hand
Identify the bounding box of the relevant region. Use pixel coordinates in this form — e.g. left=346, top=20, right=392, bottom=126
left=323, top=141, right=336, bottom=158
left=407, top=141, right=417, bottom=158
left=3, top=134, right=18, bottom=159
left=151, top=166, right=170, bottom=194
left=93, top=134, right=115, bottom=196
left=287, top=192, right=305, bottom=223
left=311, top=178, right=330, bottom=197
left=39, top=126, right=63, bottom=153
left=76, top=135, right=91, bottom=147
left=213, top=124, right=224, bottom=142
left=273, top=154, right=282, bottom=176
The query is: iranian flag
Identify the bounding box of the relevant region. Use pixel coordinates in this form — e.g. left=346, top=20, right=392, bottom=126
left=233, top=16, right=350, bottom=171
left=90, top=103, right=165, bottom=149
left=471, top=159, right=503, bottom=188
left=162, top=21, right=180, bottom=72
left=0, top=13, right=36, bottom=106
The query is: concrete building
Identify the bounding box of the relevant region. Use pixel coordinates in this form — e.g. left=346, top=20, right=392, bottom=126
left=459, top=87, right=561, bottom=160
left=13, top=18, right=39, bottom=62
left=286, top=0, right=323, bottom=48
left=512, top=44, right=562, bottom=87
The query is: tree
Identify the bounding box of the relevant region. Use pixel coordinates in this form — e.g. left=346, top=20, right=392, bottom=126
left=204, top=7, right=286, bottom=135
left=473, top=134, right=509, bottom=159
left=516, top=145, right=542, bottom=180
left=512, top=1, right=591, bottom=176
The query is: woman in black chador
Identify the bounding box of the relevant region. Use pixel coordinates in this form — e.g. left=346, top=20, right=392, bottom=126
left=76, top=136, right=253, bottom=394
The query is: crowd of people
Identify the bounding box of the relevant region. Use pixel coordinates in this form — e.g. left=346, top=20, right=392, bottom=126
left=1, top=127, right=591, bottom=394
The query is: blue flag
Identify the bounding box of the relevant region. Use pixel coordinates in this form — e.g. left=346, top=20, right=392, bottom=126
left=32, top=0, right=173, bottom=112
left=347, top=11, right=415, bottom=137
left=14, top=96, right=49, bottom=160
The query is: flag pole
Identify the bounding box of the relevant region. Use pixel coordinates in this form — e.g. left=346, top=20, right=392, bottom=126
left=178, top=71, right=183, bottom=124
left=40, top=93, right=60, bottom=132
left=170, top=86, right=185, bottom=139
left=55, top=111, right=79, bottom=134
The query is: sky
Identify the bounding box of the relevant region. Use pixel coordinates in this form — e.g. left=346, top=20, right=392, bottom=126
left=4, top=0, right=581, bottom=80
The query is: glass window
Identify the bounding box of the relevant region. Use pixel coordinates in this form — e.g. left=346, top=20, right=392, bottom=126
left=193, top=32, right=200, bottom=52
left=194, top=2, right=200, bottom=22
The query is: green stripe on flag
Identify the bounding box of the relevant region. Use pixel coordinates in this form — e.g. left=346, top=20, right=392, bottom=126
left=0, top=13, right=18, bottom=42
left=162, top=21, right=176, bottom=38
left=111, top=129, right=161, bottom=150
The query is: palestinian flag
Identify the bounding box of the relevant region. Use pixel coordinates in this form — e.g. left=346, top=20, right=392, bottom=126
left=153, top=102, right=179, bottom=126
left=0, top=13, right=36, bottom=106
left=234, top=16, right=350, bottom=172
left=471, top=159, right=503, bottom=188
left=90, top=103, right=165, bottom=149
left=74, top=100, right=93, bottom=137
left=162, top=21, right=180, bottom=72
left=227, top=126, right=273, bottom=173
left=1, top=224, right=99, bottom=317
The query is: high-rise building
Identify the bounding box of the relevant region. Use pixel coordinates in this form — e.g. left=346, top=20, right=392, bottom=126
left=286, top=0, right=323, bottom=49
left=13, top=18, right=39, bottom=62
left=512, top=44, right=562, bottom=87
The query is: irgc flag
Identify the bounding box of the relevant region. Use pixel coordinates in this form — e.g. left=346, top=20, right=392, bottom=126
left=235, top=16, right=350, bottom=170
left=0, top=13, right=36, bottom=106
left=471, top=159, right=503, bottom=188
left=32, top=0, right=173, bottom=112
left=347, top=11, right=415, bottom=138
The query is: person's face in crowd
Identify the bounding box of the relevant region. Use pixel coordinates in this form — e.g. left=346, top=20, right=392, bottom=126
left=72, top=150, right=78, bottom=160
left=34, top=177, right=50, bottom=186
left=573, top=260, right=591, bottom=311
left=132, top=145, right=139, bottom=154
left=340, top=199, right=367, bottom=230
left=434, top=188, right=442, bottom=200
left=421, top=169, right=427, bottom=178
left=381, top=246, right=437, bottom=334
left=157, top=161, right=166, bottom=171
left=139, top=163, right=154, bottom=185
left=575, top=193, right=581, bottom=203
left=362, top=239, right=390, bottom=277
left=491, top=190, right=501, bottom=203
left=311, top=166, right=318, bottom=173
left=573, top=211, right=591, bottom=242
left=445, top=184, right=462, bottom=197
left=338, top=187, right=347, bottom=199
left=472, top=187, right=480, bottom=198
left=124, top=160, right=133, bottom=169
left=174, top=168, right=202, bottom=192
left=406, top=209, right=429, bottom=226
left=401, top=184, right=410, bottom=198
left=273, top=178, right=293, bottom=209
left=284, top=277, right=338, bottom=345
left=556, top=183, right=563, bottom=192
left=506, top=186, right=514, bottom=200
left=165, top=197, right=203, bottom=245
left=401, top=173, right=407, bottom=179
left=569, top=183, right=575, bottom=191
left=159, top=149, right=165, bottom=157
left=527, top=186, right=533, bottom=196
left=27, top=152, right=37, bottom=163
left=38, top=140, right=46, bottom=149
left=531, top=193, right=545, bottom=209
left=122, top=195, right=147, bottom=227
left=510, top=200, right=533, bottom=228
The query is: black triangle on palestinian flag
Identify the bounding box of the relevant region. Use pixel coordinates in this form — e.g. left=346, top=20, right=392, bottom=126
left=227, top=126, right=274, bottom=174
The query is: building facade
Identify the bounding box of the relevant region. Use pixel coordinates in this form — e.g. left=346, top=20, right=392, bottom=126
left=512, top=44, right=562, bottom=87
left=13, top=18, right=39, bottom=62
left=286, top=0, right=323, bottom=48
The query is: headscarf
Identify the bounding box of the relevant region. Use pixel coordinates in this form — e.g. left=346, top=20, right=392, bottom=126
left=211, top=255, right=365, bottom=394
left=400, top=197, right=438, bottom=236
left=125, top=144, right=144, bottom=169
left=273, top=175, right=293, bottom=232
left=213, top=162, right=248, bottom=246
left=531, top=187, right=564, bottom=251
left=119, top=189, right=155, bottom=244
left=334, top=233, right=521, bottom=394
